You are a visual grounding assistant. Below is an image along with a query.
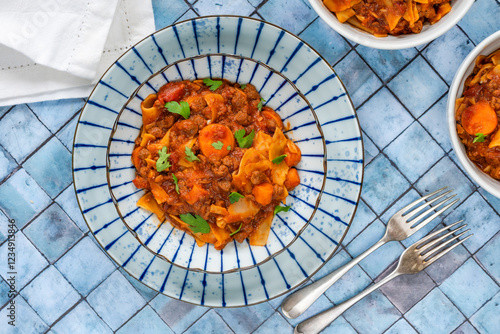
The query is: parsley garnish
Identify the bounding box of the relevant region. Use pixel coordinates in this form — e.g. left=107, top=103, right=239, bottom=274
left=234, top=129, right=255, bottom=148
left=165, top=101, right=190, bottom=119
left=227, top=145, right=231, bottom=151
left=474, top=133, right=487, bottom=143
left=240, top=84, right=247, bottom=90
left=211, top=141, right=224, bottom=150
left=229, top=192, right=245, bottom=204
left=203, top=78, right=223, bottom=91
left=257, top=98, right=266, bottom=111
left=272, top=154, right=287, bottom=164
left=172, top=174, right=180, bottom=194
left=230, top=223, right=243, bottom=236
left=156, top=146, right=171, bottom=172
left=185, top=147, right=200, bottom=162
left=274, top=205, right=291, bottom=215
left=179, top=213, right=210, bottom=234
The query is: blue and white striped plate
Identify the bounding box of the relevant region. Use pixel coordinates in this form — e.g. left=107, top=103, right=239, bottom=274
left=73, top=16, right=363, bottom=307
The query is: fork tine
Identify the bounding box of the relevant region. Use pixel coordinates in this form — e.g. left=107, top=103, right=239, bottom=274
left=421, top=229, right=470, bottom=258
left=418, top=224, right=467, bottom=253
left=424, top=234, right=473, bottom=267
left=396, top=187, right=449, bottom=216
left=414, top=220, right=463, bottom=247
left=407, top=198, right=459, bottom=232
left=403, top=189, right=454, bottom=220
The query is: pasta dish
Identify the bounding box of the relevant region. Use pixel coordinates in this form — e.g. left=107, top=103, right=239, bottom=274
left=455, top=49, right=500, bottom=179
left=131, top=79, right=301, bottom=250
left=323, top=0, right=452, bottom=36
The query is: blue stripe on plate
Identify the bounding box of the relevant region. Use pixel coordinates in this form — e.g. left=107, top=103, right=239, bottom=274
left=133, top=47, right=154, bottom=75
left=110, top=180, right=133, bottom=190
left=115, top=62, right=141, bottom=85
left=264, top=244, right=291, bottom=289
left=280, top=42, right=303, bottom=73
left=327, top=158, right=363, bottom=163
left=111, top=138, right=135, bottom=144
left=221, top=249, right=226, bottom=307
left=152, top=34, right=168, bottom=66
left=274, top=92, right=299, bottom=112
left=82, top=198, right=112, bottom=214
left=108, top=165, right=135, bottom=172
left=98, top=80, right=128, bottom=98
left=159, top=232, right=186, bottom=293
left=122, top=244, right=141, bottom=268
left=250, top=22, right=264, bottom=59
left=78, top=121, right=112, bottom=130
left=86, top=100, right=119, bottom=114
left=264, top=79, right=287, bottom=105
left=284, top=120, right=317, bottom=133
left=191, top=20, right=201, bottom=55
left=258, top=70, right=274, bottom=94
left=179, top=240, right=197, bottom=300
left=115, top=189, right=143, bottom=203
left=271, top=218, right=308, bottom=278
left=94, top=216, right=120, bottom=235
left=234, top=17, right=243, bottom=54
left=200, top=244, right=210, bottom=306
left=280, top=105, right=310, bottom=122
left=288, top=192, right=348, bottom=227
left=76, top=183, right=107, bottom=194
left=313, top=92, right=346, bottom=109
left=73, top=165, right=106, bottom=172
left=321, top=115, right=356, bottom=126
left=139, top=224, right=173, bottom=281
left=295, top=168, right=361, bottom=186
left=232, top=240, right=248, bottom=305
left=105, top=229, right=128, bottom=251
left=125, top=106, right=142, bottom=117
left=292, top=57, right=321, bottom=84
left=117, top=122, right=140, bottom=130
left=74, top=144, right=107, bottom=149
left=216, top=17, right=221, bottom=53
left=246, top=241, right=269, bottom=300
left=303, top=74, right=337, bottom=96
left=132, top=213, right=155, bottom=233
left=266, top=30, right=285, bottom=64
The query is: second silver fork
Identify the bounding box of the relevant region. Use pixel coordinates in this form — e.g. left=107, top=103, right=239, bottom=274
left=281, top=187, right=458, bottom=319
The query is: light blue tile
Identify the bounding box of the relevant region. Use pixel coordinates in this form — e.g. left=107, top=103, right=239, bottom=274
left=117, top=306, right=172, bottom=334
left=28, top=98, right=84, bottom=133
left=247, top=0, right=261, bottom=6
left=216, top=298, right=274, bottom=332
left=20, top=266, right=80, bottom=325
left=55, top=237, right=115, bottom=296
left=334, top=51, right=382, bottom=108
left=0, top=232, right=48, bottom=289
left=384, top=122, right=444, bottom=182
left=0, top=104, right=51, bottom=162
left=459, top=0, right=500, bottom=45
left=284, top=294, right=334, bottom=327
left=357, top=46, right=417, bottom=81
left=0, top=169, right=51, bottom=228
left=406, top=288, right=465, bottom=334
left=253, top=312, right=293, bottom=334
left=388, top=56, right=448, bottom=118
left=420, top=95, right=452, bottom=152
left=195, top=0, right=254, bottom=16
left=152, top=0, right=189, bottom=30
left=362, top=133, right=380, bottom=165
left=0, top=278, right=12, bottom=307
left=357, top=88, right=413, bottom=149
left=443, top=192, right=500, bottom=253
left=24, top=203, right=82, bottom=263
left=341, top=199, right=376, bottom=246
left=184, top=309, right=232, bottom=334
left=346, top=219, right=405, bottom=279
left=476, top=232, right=500, bottom=284
left=415, top=157, right=475, bottom=208
left=119, top=268, right=158, bottom=302
left=425, top=242, right=470, bottom=285
left=176, top=8, right=199, bottom=23
left=55, top=185, right=88, bottom=232
left=0, top=105, right=12, bottom=119
left=343, top=290, right=401, bottom=334
left=362, top=155, right=410, bottom=214
left=0, top=296, right=48, bottom=334
left=323, top=315, right=358, bottom=334
left=51, top=301, right=113, bottom=334
left=87, top=271, right=146, bottom=331
left=453, top=321, right=479, bottom=334
left=258, top=0, right=316, bottom=35
left=422, top=26, right=475, bottom=85
left=150, top=293, right=209, bottom=333
left=478, top=188, right=500, bottom=214
left=386, top=318, right=418, bottom=334
left=0, top=211, right=9, bottom=244
left=470, top=292, right=500, bottom=334
left=0, top=145, right=16, bottom=181
left=441, top=259, right=499, bottom=317
left=23, top=137, right=72, bottom=198
left=299, top=17, right=351, bottom=66
left=56, top=115, right=78, bottom=152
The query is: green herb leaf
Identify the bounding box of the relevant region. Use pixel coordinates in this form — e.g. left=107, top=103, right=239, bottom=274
left=185, top=146, right=200, bottom=162
left=179, top=213, right=210, bottom=234
left=229, top=192, right=245, bottom=204
left=240, top=84, right=247, bottom=90
left=474, top=133, right=487, bottom=143
left=156, top=146, right=171, bottom=172
left=230, top=223, right=243, bottom=236
left=274, top=205, right=291, bottom=215
left=257, top=98, right=266, bottom=111
left=272, top=154, right=287, bottom=164
left=165, top=101, right=190, bottom=119
left=211, top=141, right=224, bottom=150
left=227, top=145, right=231, bottom=151
left=203, top=78, right=223, bottom=91
left=234, top=129, right=255, bottom=148
left=172, top=174, right=180, bottom=194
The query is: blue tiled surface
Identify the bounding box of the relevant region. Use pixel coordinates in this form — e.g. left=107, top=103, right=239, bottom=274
left=0, top=1, right=500, bottom=333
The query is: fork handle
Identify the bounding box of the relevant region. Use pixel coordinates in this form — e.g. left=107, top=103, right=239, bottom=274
left=281, top=237, right=388, bottom=319
left=294, top=270, right=401, bottom=334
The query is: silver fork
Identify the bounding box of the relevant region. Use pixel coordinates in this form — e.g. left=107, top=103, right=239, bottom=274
left=295, top=221, right=472, bottom=334
left=281, top=187, right=458, bottom=319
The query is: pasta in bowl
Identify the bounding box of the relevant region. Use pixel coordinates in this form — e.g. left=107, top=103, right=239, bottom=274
left=107, top=54, right=326, bottom=273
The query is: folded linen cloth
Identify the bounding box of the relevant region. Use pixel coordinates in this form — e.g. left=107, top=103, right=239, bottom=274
left=0, top=0, right=155, bottom=106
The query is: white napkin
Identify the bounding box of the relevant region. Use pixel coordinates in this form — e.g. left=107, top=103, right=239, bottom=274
left=0, top=0, right=155, bottom=107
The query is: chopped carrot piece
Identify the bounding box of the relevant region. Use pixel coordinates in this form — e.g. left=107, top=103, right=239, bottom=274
left=284, top=140, right=302, bottom=167
left=198, top=123, right=234, bottom=160
left=131, top=146, right=142, bottom=170
left=461, top=100, right=498, bottom=135
left=284, top=168, right=300, bottom=190
left=149, top=181, right=169, bottom=204
left=252, top=182, right=274, bottom=205
left=184, top=184, right=208, bottom=205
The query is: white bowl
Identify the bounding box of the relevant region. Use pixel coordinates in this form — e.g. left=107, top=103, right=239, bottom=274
left=447, top=30, right=500, bottom=198
left=308, top=0, right=474, bottom=49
